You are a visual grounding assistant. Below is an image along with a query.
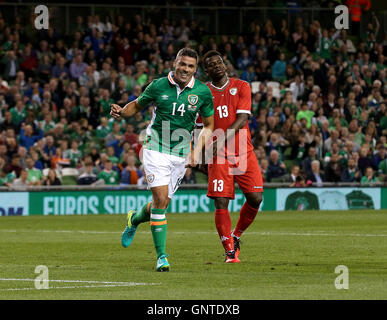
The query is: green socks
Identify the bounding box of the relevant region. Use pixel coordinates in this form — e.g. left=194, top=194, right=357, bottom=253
left=150, top=208, right=167, bottom=258
left=132, top=203, right=167, bottom=258
left=132, top=202, right=151, bottom=226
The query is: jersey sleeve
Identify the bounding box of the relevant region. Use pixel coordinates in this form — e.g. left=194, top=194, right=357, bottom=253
left=236, top=82, right=252, bottom=115
left=195, top=114, right=203, bottom=127
left=198, top=87, right=214, bottom=118
left=137, top=80, right=156, bottom=108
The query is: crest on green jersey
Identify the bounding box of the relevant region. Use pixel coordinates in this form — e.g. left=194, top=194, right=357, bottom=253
left=188, top=94, right=198, bottom=105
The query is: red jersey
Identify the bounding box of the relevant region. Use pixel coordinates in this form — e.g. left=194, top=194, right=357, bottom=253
left=199, top=78, right=254, bottom=157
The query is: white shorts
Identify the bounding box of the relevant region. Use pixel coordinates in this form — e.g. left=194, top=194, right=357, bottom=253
left=142, top=149, right=187, bottom=198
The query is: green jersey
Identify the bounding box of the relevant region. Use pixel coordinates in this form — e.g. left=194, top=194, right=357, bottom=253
left=98, top=170, right=119, bottom=185
left=296, top=110, right=314, bottom=128
left=379, top=159, right=387, bottom=175
left=285, top=191, right=319, bottom=211
left=346, top=190, right=374, bottom=209
left=328, top=117, right=348, bottom=130
left=27, top=168, right=43, bottom=184
left=0, top=172, right=16, bottom=186
left=63, top=149, right=83, bottom=167
left=10, top=107, right=26, bottom=125
left=99, top=98, right=115, bottom=117
left=96, top=124, right=111, bottom=139
left=40, top=120, right=56, bottom=133
left=360, top=176, right=378, bottom=185
left=137, top=72, right=214, bottom=157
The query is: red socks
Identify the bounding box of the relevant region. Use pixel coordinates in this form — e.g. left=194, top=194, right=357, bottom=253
left=215, top=209, right=234, bottom=252
left=233, top=202, right=259, bottom=238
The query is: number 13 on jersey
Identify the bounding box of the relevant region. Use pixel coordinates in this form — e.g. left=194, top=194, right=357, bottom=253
left=213, top=179, right=224, bottom=192
left=217, top=105, right=228, bottom=118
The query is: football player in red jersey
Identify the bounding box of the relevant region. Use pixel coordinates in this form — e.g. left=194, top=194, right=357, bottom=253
left=200, top=50, right=263, bottom=263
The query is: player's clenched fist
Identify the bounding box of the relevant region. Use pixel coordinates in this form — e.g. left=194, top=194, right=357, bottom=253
left=110, top=104, right=123, bottom=119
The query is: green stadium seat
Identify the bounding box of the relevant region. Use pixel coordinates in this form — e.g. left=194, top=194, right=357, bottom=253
left=61, top=168, right=79, bottom=185
left=61, top=175, right=78, bottom=185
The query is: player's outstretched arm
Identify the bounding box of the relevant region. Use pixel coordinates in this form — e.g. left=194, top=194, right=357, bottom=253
left=110, top=99, right=142, bottom=119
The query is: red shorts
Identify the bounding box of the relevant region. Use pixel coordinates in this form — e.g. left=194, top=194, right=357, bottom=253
left=207, top=151, right=264, bottom=199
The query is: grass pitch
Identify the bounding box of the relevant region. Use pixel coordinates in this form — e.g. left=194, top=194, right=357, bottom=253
left=0, top=210, right=387, bottom=299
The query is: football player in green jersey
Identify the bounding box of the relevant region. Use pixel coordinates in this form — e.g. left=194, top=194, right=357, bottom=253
left=111, top=48, right=214, bottom=271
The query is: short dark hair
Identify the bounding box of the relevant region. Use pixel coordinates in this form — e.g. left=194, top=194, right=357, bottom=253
left=176, top=48, right=199, bottom=64
left=202, top=50, right=223, bottom=67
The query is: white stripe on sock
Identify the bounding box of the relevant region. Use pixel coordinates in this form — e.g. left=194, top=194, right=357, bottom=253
left=150, top=214, right=166, bottom=220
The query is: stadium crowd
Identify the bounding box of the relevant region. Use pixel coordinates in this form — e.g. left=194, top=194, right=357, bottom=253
left=0, top=6, right=386, bottom=188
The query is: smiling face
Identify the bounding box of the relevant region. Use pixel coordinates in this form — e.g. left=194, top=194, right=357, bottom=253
left=173, top=54, right=197, bottom=87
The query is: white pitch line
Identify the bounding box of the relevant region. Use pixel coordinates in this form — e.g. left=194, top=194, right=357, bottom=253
left=0, top=278, right=156, bottom=285
left=1, top=229, right=387, bottom=238
left=0, top=284, right=155, bottom=291
left=0, top=278, right=159, bottom=291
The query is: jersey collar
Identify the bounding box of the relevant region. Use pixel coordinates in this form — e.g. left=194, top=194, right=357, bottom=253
left=168, top=71, right=195, bottom=89
left=209, top=77, right=230, bottom=92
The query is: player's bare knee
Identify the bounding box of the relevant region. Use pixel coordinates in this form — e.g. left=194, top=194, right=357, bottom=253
left=152, top=197, right=169, bottom=209
left=214, top=197, right=229, bottom=209
left=246, top=193, right=262, bottom=209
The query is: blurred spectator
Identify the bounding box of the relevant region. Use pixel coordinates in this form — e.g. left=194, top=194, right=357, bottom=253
left=70, top=53, right=88, bottom=80
left=241, top=64, right=256, bottom=84
left=267, top=150, right=287, bottom=182
left=358, top=146, right=374, bottom=175
left=77, top=162, right=98, bottom=185
left=1, top=51, right=19, bottom=81
left=51, top=147, right=70, bottom=169
left=42, top=169, right=62, bottom=186
left=271, top=52, right=286, bottom=82
left=290, top=174, right=306, bottom=188
left=285, top=164, right=301, bottom=184
left=373, top=145, right=386, bottom=169
left=96, top=116, right=111, bottom=139
left=11, top=169, right=29, bottom=187
left=5, top=154, right=22, bottom=177
left=361, top=166, right=378, bottom=185
left=0, top=168, right=15, bottom=186
left=96, top=159, right=119, bottom=185
left=237, top=48, right=253, bottom=71
left=306, top=160, right=324, bottom=187
left=259, top=158, right=269, bottom=182
left=52, top=56, right=70, bottom=79
left=341, top=157, right=361, bottom=182
left=120, top=154, right=141, bottom=185
left=18, top=146, right=28, bottom=169
left=25, top=157, right=42, bottom=185
left=324, top=154, right=342, bottom=182
left=64, top=140, right=82, bottom=168
left=19, top=124, right=44, bottom=151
